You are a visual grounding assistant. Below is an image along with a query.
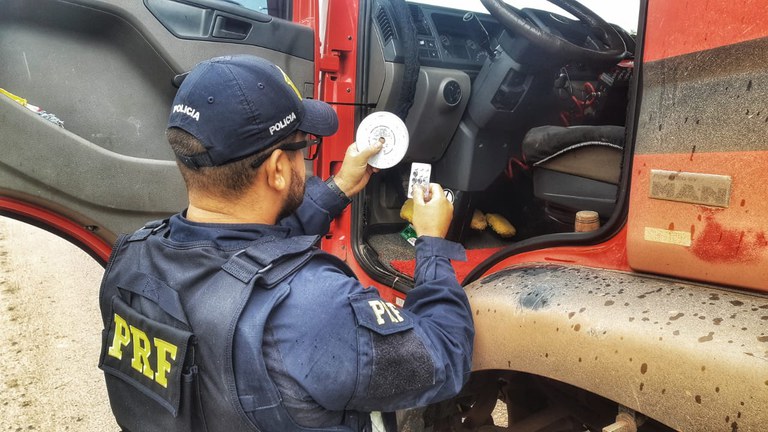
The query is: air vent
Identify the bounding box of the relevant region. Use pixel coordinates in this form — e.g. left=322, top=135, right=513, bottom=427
left=376, top=7, right=394, bottom=44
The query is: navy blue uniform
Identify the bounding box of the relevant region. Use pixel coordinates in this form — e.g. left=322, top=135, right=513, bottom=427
left=160, top=176, right=473, bottom=428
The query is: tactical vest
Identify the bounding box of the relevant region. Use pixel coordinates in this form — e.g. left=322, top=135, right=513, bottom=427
left=98, top=220, right=369, bottom=432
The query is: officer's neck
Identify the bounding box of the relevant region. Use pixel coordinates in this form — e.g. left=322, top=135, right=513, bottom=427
left=185, top=190, right=280, bottom=225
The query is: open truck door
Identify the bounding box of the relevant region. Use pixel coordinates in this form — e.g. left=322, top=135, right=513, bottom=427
left=0, top=0, right=318, bottom=263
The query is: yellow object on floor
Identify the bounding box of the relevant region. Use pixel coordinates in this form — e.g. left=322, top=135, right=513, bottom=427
left=487, top=213, right=516, bottom=238
left=470, top=209, right=487, bottom=231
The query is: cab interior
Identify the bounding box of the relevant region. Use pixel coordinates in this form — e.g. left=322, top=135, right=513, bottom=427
left=356, top=0, right=638, bottom=286
left=0, top=0, right=637, bottom=284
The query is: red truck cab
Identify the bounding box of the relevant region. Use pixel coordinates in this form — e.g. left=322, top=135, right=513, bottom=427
left=1, top=0, right=766, bottom=430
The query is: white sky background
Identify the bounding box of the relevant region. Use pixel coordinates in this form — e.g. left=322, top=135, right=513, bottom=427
left=409, top=0, right=641, bottom=33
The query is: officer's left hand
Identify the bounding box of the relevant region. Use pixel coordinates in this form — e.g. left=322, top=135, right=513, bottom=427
left=332, top=142, right=382, bottom=197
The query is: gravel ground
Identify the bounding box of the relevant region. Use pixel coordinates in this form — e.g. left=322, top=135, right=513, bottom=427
left=0, top=217, right=116, bottom=431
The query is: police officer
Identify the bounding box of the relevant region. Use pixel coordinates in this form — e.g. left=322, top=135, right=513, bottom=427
left=98, top=55, right=473, bottom=431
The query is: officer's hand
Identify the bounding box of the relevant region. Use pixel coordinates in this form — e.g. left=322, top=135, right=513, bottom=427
left=412, top=183, right=453, bottom=239
left=332, top=142, right=382, bottom=197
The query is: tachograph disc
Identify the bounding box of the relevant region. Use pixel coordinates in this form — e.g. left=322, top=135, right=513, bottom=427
left=355, top=111, right=409, bottom=169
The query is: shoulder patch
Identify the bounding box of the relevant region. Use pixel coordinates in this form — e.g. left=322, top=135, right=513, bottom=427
left=349, top=293, right=413, bottom=335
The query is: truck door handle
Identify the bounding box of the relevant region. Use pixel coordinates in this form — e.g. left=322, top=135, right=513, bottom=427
left=212, top=15, right=251, bottom=39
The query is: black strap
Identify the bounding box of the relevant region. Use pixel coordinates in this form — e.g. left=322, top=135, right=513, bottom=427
left=325, top=176, right=352, bottom=206
left=175, top=152, right=216, bottom=170
left=117, top=271, right=190, bottom=325
left=390, top=0, right=419, bottom=121
left=221, top=235, right=320, bottom=287
left=127, top=219, right=168, bottom=242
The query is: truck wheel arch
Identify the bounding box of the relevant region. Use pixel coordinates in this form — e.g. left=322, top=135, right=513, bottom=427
left=465, top=264, right=768, bottom=430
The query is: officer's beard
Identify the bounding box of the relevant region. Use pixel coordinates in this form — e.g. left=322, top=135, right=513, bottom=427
left=277, top=166, right=305, bottom=221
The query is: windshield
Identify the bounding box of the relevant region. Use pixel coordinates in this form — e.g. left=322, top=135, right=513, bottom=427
left=408, top=0, right=640, bottom=33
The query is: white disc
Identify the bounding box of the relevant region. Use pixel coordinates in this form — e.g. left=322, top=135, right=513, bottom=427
left=355, top=111, right=409, bottom=169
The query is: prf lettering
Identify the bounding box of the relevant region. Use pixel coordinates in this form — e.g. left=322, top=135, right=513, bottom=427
left=107, top=313, right=178, bottom=388
left=368, top=300, right=404, bottom=325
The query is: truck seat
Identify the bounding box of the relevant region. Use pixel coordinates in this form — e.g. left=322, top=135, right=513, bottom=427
left=522, top=125, right=625, bottom=226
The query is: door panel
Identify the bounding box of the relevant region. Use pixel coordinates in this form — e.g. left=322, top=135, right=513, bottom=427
left=144, top=0, right=313, bottom=59
left=0, top=0, right=315, bottom=246
left=626, top=0, right=768, bottom=292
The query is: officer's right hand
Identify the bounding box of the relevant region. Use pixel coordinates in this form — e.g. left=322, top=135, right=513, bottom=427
left=412, top=183, right=453, bottom=239
left=332, top=142, right=382, bottom=198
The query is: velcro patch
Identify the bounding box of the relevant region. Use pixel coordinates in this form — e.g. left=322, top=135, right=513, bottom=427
left=99, top=296, right=192, bottom=416
left=349, top=293, right=413, bottom=335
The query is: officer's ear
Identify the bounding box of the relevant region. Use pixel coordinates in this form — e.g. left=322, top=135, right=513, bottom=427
left=262, top=149, right=291, bottom=192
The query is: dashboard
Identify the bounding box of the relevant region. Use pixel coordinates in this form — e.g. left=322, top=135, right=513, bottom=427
left=404, top=2, right=634, bottom=74
left=409, top=4, right=503, bottom=71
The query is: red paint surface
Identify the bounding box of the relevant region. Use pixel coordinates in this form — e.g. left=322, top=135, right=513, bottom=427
left=468, top=227, right=631, bottom=283
left=644, top=0, right=768, bottom=62
left=691, top=210, right=766, bottom=264
left=628, top=151, right=768, bottom=292
left=390, top=247, right=502, bottom=282
left=0, top=197, right=112, bottom=264
left=292, top=0, right=317, bottom=28
left=311, top=0, right=407, bottom=303
left=315, top=0, right=358, bottom=180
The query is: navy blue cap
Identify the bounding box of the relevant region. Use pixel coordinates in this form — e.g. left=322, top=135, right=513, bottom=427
left=168, top=55, right=338, bottom=167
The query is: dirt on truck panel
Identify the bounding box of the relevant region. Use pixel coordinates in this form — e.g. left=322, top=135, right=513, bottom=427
left=467, top=264, right=768, bottom=431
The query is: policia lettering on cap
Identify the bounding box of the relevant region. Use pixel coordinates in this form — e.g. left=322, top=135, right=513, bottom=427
left=98, top=54, right=474, bottom=432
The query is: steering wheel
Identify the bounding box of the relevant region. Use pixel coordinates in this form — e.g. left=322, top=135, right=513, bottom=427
left=480, top=0, right=627, bottom=63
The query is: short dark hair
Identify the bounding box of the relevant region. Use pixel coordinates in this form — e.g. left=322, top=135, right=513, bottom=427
left=166, top=127, right=299, bottom=199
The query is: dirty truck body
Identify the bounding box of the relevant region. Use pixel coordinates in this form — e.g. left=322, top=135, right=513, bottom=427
left=0, top=0, right=766, bottom=430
